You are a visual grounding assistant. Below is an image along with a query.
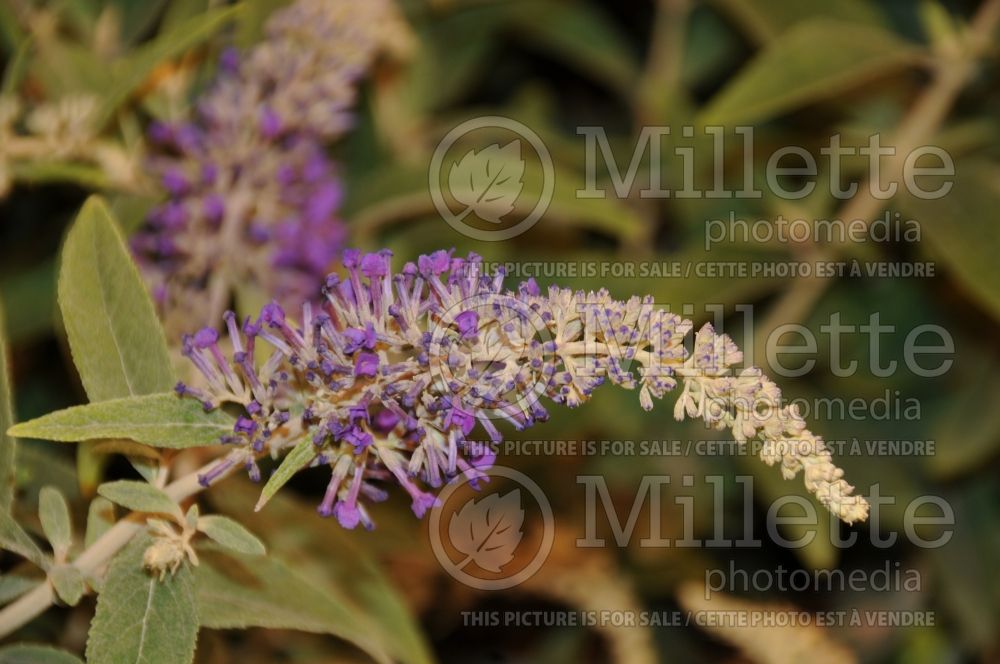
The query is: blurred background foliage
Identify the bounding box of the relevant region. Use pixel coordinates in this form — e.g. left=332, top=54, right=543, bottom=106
left=1, top=0, right=999, bottom=662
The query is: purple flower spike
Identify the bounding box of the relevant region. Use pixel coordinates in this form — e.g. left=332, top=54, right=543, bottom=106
left=345, top=427, right=373, bottom=453
left=260, top=302, right=286, bottom=326
left=354, top=351, right=379, bottom=378
left=445, top=405, right=476, bottom=436
left=472, top=446, right=497, bottom=470
left=259, top=107, right=283, bottom=139
left=373, top=409, right=400, bottom=433
left=219, top=46, right=240, bottom=74
left=178, top=248, right=871, bottom=531
left=334, top=502, right=361, bottom=530
left=342, top=248, right=361, bottom=268
left=360, top=251, right=389, bottom=277
left=193, top=327, right=219, bottom=349
left=148, top=121, right=174, bottom=145
left=418, top=249, right=452, bottom=275
left=162, top=169, right=189, bottom=196
left=411, top=493, right=438, bottom=519
left=202, top=194, right=225, bottom=223
left=343, top=323, right=377, bottom=353
left=234, top=417, right=258, bottom=436
left=454, top=310, right=479, bottom=339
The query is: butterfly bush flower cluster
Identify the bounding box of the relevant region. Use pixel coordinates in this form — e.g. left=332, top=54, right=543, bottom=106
left=133, top=0, right=411, bottom=337
left=178, top=250, right=870, bottom=530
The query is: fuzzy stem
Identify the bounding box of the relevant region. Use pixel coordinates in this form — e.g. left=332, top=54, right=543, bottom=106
left=0, top=459, right=236, bottom=638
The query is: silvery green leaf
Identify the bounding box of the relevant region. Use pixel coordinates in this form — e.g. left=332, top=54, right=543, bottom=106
left=196, top=516, right=265, bottom=556
left=8, top=393, right=234, bottom=450
left=97, top=481, right=182, bottom=522
left=58, top=197, right=174, bottom=403
left=38, top=487, right=72, bottom=557
left=85, top=497, right=116, bottom=548
left=49, top=565, right=85, bottom=606
left=86, top=535, right=198, bottom=664
left=255, top=438, right=315, bottom=511
left=0, top=644, right=85, bottom=663
left=195, top=550, right=391, bottom=663
left=0, top=512, right=50, bottom=571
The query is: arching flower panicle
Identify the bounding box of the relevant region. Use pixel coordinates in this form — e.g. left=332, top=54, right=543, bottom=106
left=182, top=249, right=869, bottom=529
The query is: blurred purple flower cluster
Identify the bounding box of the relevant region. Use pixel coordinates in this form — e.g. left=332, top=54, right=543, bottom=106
left=133, top=0, right=410, bottom=337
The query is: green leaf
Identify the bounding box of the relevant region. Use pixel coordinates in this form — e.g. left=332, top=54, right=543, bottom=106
left=87, top=535, right=198, bottom=664
left=0, top=644, right=85, bottom=664
left=97, top=481, right=181, bottom=521
left=9, top=393, right=235, bottom=449
left=899, top=160, right=1000, bottom=322
left=49, top=564, right=85, bottom=606
left=714, top=0, right=886, bottom=43
left=85, top=497, right=115, bottom=548
left=0, top=512, right=50, bottom=570
left=212, top=482, right=435, bottom=664
left=29, top=40, right=112, bottom=97
left=38, top=487, right=72, bottom=556
left=195, top=550, right=392, bottom=664
left=58, top=197, right=174, bottom=402
left=0, top=297, right=16, bottom=515
left=700, top=19, right=920, bottom=126
left=255, top=438, right=315, bottom=512
left=96, top=6, right=241, bottom=124
left=196, top=516, right=265, bottom=556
